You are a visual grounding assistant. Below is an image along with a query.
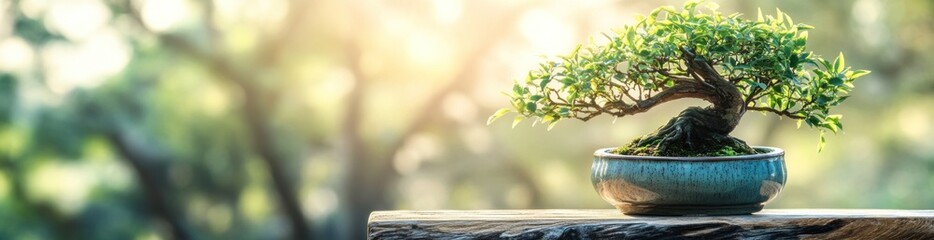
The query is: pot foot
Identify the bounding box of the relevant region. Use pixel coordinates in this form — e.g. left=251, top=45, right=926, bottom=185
left=616, top=203, right=764, bottom=216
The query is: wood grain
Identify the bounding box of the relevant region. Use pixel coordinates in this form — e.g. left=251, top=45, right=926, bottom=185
left=368, top=209, right=934, bottom=239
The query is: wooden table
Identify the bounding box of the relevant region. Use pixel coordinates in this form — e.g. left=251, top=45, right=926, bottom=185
left=368, top=209, right=934, bottom=239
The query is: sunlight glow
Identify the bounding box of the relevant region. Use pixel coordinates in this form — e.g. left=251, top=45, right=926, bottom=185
left=247, top=0, right=288, bottom=31
left=432, top=0, right=463, bottom=24
left=213, top=0, right=288, bottom=31
left=518, top=9, right=576, bottom=56
left=98, top=161, right=132, bottom=191
left=0, top=172, right=9, bottom=200
left=135, top=231, right=164, bottom=240
left=441, top=92, right=478, bottom=124
left=853, top=0, right=884, bottom=47
left=140, top=0, right=190, bottom=32
left=200, top=84, right=230, bottom=116
left=42, top=29, right=131, bottom=94
left=898, top=106, right=929, bottom=142
left=359, top=52, right=385, bottom=77
left=44, top=0, right=110, bottom=41
left=403, top=177, right=447, bottom=209
left=310, top=67, right=355, bottom=104
left=541, top=160, right=574, bottom=200
left=461, top=124, right=492, bottom=154
left=393, top=133, right=442, bottom=175
left=18, top=0, right=48, bottom=18
left=27, top=162, right=95, bottom=215
left=406, top=33, right=452, bottom=69
left=240, top=185, right=272, bottom=222
left=0, top=37, right=35, bottom=72
left=304, top=188, right=338, bottom=219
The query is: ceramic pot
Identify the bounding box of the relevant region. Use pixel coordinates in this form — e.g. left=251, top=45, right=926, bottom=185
left=591, top=146, right=786, bottom=216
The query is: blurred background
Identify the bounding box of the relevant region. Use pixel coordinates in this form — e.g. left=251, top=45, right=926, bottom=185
left=0, top=0, right=931, bottom=239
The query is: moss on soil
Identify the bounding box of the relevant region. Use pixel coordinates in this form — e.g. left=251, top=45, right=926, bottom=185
left=613, top=136, right=761, bottom=157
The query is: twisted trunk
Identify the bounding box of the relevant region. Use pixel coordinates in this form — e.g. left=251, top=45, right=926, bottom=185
left=620, top=49, right=755, bottom=156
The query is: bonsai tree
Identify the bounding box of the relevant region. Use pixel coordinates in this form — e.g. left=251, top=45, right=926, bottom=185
left=489, top=1, right=869, bottom=156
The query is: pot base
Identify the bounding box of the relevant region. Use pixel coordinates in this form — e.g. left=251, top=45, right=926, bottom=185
left=593, top=146, right=786, bottom=217
left=616, top=203, right=764, bottom=216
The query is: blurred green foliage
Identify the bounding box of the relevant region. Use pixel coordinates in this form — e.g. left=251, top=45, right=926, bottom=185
left=0, top=0, right=931, bottom=239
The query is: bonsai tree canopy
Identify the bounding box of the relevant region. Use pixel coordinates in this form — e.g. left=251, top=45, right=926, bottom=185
left=490, top=0, right=870, bottom=156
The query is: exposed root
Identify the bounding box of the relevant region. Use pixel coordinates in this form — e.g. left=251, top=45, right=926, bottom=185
left=616, top=107, right=757, bottom=156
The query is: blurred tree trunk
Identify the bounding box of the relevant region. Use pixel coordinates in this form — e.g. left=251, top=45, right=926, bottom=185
left=107, top=131, right=192, bottom=240
left=122, top=1, right=314, bottom=238
left=240, top=83, right=314, bottom=240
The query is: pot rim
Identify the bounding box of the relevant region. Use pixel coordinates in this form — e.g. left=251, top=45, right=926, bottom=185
left=594, top=146, right=784, bottom=162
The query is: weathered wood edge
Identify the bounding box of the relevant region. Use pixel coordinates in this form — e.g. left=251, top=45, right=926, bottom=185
left=368, top=209, right=934, bottom=240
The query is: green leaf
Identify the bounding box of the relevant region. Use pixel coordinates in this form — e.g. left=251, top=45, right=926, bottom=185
left=660, top=6, right=676, bottom=13
left=511, top=115, right=525, bottom=128
left=744, top=79, right=767, bottom=89
left=834, top=52, right=845, bottom=73
left=559, top=76, right=576, bottom=86
left=625, top=29, right=636, bottom=45
left=542, top=114, right=557, bottom=123
left=828, top=76, right=844, bottom=86
left=558, top=107, right=570, bottom=117
left=525, top=102, right=537, bottom=112
left=546, top=120, right=559, bottom=131
left=684, top=0, right=702, bottom=11
left=487, top=108, right=511, bottom=125
left=825, top=114, right=843, bottom=132
left=806, top=115, right=821, bottom=127
left=539, top=78, right=551, bottom=88
left=775, top=8, right=784, bottom=24
left=815, top=58, right=832, bottom=71
left=847, top=70, right=870, bottom=79
left=816, top=94, right=831, bottom=105
left=512, top=84, right=526, bottom=95
left=795, top=31, right=808, bottom=45
left=823, top=122, right=839, bottom=133
left=530, top=95, right=543, bottom=101
left=817, top=130, right=826, bottom=152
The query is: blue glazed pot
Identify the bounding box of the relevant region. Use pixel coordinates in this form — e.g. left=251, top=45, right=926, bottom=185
left=591, top=146, right=786, bottom=216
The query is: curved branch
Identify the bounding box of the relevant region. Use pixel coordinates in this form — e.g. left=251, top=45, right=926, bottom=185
left=579, top=80, right=717, bottom=119
left=747, top=106, right=806, bottom=119
left=745, top=87, right=765, bottom=105
left=680, top=48, right=725, bottom=84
